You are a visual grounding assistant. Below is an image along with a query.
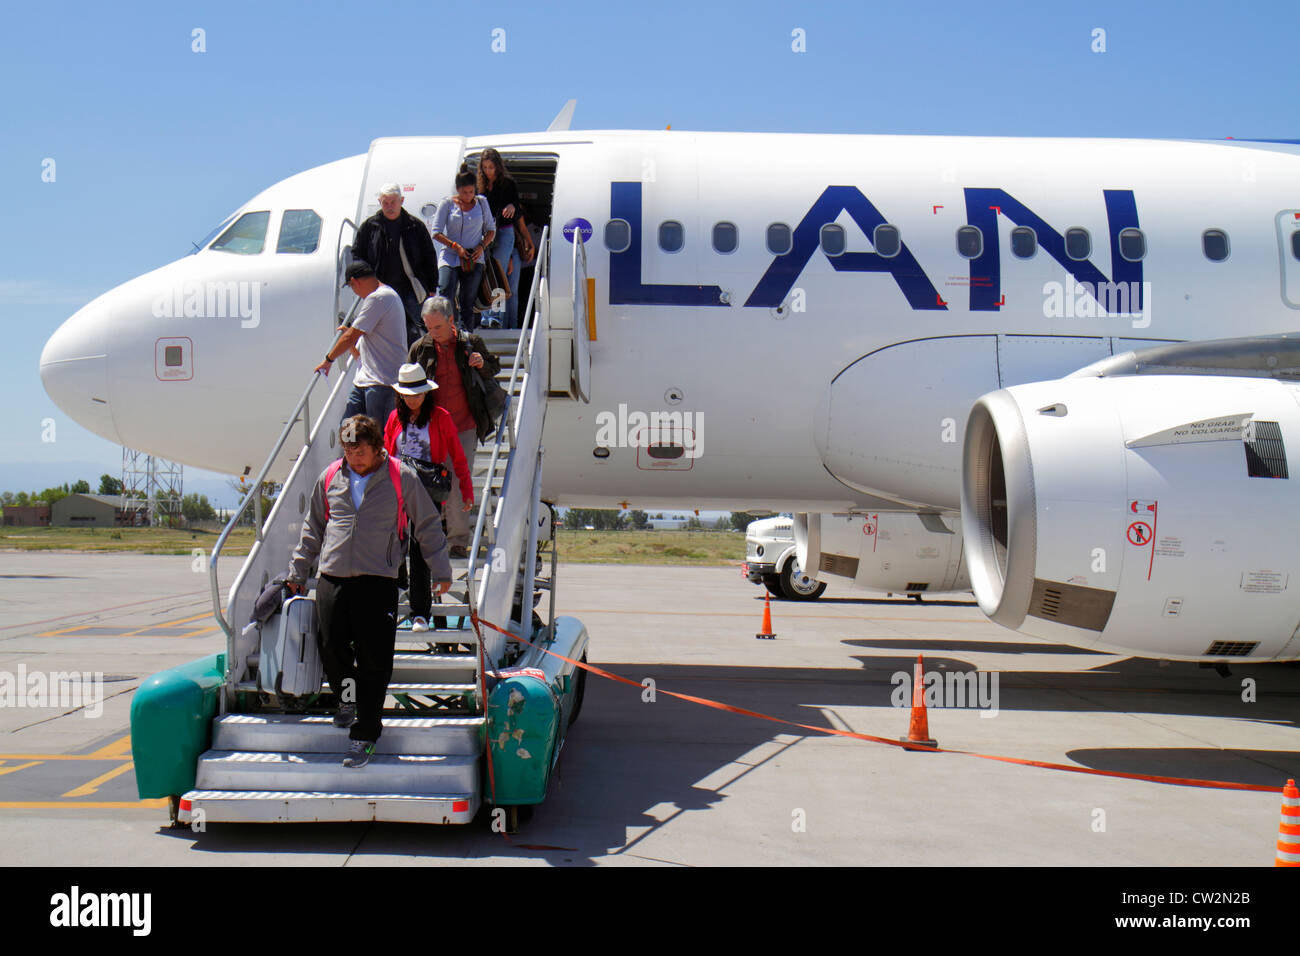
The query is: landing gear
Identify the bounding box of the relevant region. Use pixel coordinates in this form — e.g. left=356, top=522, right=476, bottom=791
left=779, top=556, right=826, bottom=601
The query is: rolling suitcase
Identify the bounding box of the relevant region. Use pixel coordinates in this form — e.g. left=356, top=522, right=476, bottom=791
left=258, top=593, right=324, bottom=697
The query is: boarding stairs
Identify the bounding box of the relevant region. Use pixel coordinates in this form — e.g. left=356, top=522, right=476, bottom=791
left=189, top=225, right=579, bottom=826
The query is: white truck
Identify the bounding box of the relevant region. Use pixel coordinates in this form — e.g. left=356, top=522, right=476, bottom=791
left=744, top=513, right=970, bottom=601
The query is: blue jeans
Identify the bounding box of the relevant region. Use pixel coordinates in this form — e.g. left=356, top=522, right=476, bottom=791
left=486, top=225, right=515, bottom=326
left=507, top=246, right=523, bottom=328
left=343, top=384, right=396, bottom=429
left=438, top=262, right=484, bottom=330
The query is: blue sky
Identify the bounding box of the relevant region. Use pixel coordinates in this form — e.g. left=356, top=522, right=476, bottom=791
left=2, top=0, right=1296, bottom=505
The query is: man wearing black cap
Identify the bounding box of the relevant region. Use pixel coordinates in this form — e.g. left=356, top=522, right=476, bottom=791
left=318, top=262, right=407, bottom=428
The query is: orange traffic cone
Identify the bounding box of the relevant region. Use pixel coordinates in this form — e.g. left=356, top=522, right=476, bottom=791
left=756, top=591, right=776, bottom=639
left=900, top=654, right=938, bottom=750
left=1276, top=778, right=1300, bottom=866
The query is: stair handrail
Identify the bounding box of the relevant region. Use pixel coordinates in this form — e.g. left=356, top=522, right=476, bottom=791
left=465, top=226, right=549, bottom=592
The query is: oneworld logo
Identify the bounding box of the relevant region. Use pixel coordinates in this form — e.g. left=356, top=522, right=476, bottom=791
left=49, top=886, right=151, bottom=936
left=0, top=666, right=103, bottom=718
left=593, top=404, right=704, bottom=459
left=891, top=668, right=1000, bottom=717
left=152, top=280, right=261, bottom=328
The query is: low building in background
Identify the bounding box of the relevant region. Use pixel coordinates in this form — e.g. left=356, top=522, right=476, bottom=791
left=1, top=505, right=52, bottom=527
left=50, top=494, right=148, bottom=528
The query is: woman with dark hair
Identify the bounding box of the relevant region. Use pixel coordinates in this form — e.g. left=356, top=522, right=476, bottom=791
left=383, top=364, right=473, bottom=631
left=432, top=163, right=495, bottom=329
left=477, top=149, right=522, bottom=329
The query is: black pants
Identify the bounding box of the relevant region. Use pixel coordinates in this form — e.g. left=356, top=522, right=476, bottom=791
left=406, top=503, right=443, bottom=620
left=317, top=574, right=398, bottom=742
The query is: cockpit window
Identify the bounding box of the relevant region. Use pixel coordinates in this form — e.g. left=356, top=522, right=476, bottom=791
left=210, top=211, right=270, bottom=255
left=190, top=212, right=237, bottom=255
left=277, top=209, right=322, bottom=254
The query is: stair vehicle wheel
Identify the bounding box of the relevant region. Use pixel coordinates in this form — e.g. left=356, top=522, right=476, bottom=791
left=779, top=556, right=826, bottom=601
left=762, top=575, right=784, bottom=598
left=568, top=653, right=588, bottom=727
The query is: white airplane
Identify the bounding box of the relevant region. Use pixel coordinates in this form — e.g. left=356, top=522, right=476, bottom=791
left=39, top=111, right=1300, bottom=664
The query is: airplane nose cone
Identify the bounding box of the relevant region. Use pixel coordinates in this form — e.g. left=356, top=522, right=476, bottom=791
left=40, top=299, right=121, bottom=445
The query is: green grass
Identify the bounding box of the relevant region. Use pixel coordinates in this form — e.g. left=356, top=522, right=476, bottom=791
left=554, top=529, right=743, bottom=565
left=0, top=526, right=256, bottom=555
left=0, top=526, right=741, bottom=566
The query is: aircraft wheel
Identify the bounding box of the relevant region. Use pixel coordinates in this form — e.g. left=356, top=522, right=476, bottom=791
left=780, top=556, right=826, bottom=601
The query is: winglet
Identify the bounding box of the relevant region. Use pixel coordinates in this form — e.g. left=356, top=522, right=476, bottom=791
left=547, top=100, right=577, bottom=132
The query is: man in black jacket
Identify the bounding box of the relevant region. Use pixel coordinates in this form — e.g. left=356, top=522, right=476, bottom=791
left=352, top=184, right=440, bottom=345
left=408, top=296, right=502, bottom=556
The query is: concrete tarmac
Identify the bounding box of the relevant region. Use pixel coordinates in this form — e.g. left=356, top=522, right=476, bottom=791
left=0, top=551, right=1296, bottom=866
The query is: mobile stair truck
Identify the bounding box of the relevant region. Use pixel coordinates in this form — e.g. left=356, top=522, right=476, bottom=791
left=130, top=200, right=594, bottom=833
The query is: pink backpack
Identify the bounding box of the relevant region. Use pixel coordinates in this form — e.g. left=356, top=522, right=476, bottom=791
left=322, top=456, right=407, bottom=541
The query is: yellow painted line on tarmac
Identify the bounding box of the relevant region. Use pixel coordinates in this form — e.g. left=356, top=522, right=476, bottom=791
left=62, top=761, right=135, bottom=797
left=0, top=799, right=168, bottom=810
left=85, top=735, right=132, bottom=759
left=0, top=753, right=132, bottom=761
left=0, top=760, right=43, bottom=776
left=0, top=734, right=134, bottom=762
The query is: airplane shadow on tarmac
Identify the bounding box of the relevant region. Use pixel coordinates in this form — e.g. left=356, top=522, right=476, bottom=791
left=156, top=651, right=1300, bottom=863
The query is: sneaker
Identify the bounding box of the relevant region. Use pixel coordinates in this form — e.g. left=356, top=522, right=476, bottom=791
left=449, top=545, right=469, bottom=559
left=333, top=703, right=357, bottom=728
left=411, top=616, right=429, bottom=633
left=343, top=739, right=375, bottom=768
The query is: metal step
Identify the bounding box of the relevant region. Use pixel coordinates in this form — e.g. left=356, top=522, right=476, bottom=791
left=179, top=789, right=479, bottom=824
left=387, top=682, right=477, bottom=697
left=211, top=713, right=484, bottom=755
left=195, top=750, right=479, bottom=794
left=391, top=653, right=477, bottom=683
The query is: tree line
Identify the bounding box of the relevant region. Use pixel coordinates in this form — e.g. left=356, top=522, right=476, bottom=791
left=0, top=474, right=217, bottom=521
left=562, top=509, right=760, bottom=531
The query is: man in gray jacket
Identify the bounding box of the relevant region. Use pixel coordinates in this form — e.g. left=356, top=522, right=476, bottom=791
left=287, top=415, right=453, bottom=768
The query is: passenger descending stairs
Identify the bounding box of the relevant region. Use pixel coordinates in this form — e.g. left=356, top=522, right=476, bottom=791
left=189, top=244, right=553, bottom=826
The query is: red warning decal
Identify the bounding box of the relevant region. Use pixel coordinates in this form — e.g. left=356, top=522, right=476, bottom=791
left=1126, top=499, right=1159, bottom=579
left=863, top=514, right=879, bottom=552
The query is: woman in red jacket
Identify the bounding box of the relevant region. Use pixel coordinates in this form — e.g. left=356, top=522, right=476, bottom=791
left=385, top=363, right=474, bottom=632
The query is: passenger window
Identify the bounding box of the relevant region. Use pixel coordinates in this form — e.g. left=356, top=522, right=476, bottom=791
left=820, top=224, right=846, bottom=257
left=1118, top=228, right=1146, bottom=262
left=1065, top=227, right=1091, bottom=260
left=1010, top=226, right=1036, bottom=259
left=766, top=223, right=792, bottom=256
left=659, top=220, right=684, bottom=253
left=1291, top=231, right=1300, bottom=261
left=277, top=209, right=322, bottom=254
left=956, top=226, right=983, bottom=259
left=604, top=219, right=631, bottom=253
left=712, top=221, right=739, bottom=254
left=211, top=211, right=270, bottom=255
left=1202, top=229, right=1229, bottom=262
left=873, top=224, right=901, bottom=258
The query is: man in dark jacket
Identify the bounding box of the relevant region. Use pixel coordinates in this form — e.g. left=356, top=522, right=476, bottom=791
left=407, top=296, right=502, bottom=556
left=352, top=183, right=440, bottom=345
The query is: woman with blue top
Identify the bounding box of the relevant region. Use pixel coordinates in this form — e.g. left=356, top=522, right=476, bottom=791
left=477, top=149, right=521, bottom=329
left=432, top=164, right=495, bottom=330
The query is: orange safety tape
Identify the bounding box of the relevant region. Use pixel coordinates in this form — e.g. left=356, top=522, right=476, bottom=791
left=471, top=613, right=1285, bottom=795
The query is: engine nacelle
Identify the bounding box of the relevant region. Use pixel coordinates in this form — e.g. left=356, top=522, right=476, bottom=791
left=961, top=374, right=1300, bottom=661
